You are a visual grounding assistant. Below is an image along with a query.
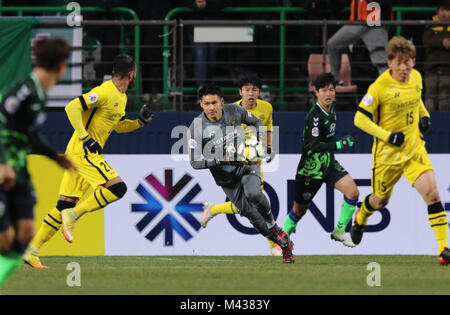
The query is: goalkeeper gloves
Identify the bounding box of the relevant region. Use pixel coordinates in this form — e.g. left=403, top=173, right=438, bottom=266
left=82, top=135, right=102, bottom=154
left=388, top=132, right=405, bottom=147
left=255, top=141, right=266, bottom=159
left=419, top=116, right=431, bottom=134
left=335, top=135, right=354, bottom=150
left=138, top=104, right=154, bottom=125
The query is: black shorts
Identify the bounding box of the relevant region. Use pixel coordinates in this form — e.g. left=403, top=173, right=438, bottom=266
left=0, top=184, right=36, bottom=233
left=294, top=160, right=348, bottom=205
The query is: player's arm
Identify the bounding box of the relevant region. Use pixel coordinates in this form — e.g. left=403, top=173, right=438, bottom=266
left=307, top=117, right=354, bottom=153
left=354, top=87, right=404, bottom=147
left=187, top=119, right=220, bottom=169
left=65, top=89, right=103, bottom=154
left=115, top=104, right=154, bottom=134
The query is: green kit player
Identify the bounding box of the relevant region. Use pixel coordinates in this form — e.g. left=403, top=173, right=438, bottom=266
left=0, top=38, right=76, bottom=288
left=283, top=72, right=360, bottom=247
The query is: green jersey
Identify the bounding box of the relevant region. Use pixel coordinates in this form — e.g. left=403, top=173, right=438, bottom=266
left=0, top=72, right=57, bottom=185
left=297, top=102, right=337, bottom=180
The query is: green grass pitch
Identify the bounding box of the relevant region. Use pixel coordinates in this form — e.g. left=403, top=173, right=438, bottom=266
left=2, top=255, right=450, bottom=295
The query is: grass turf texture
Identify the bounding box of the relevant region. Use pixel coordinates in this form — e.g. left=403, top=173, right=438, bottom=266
left=2, top=255, right=449, bottom=295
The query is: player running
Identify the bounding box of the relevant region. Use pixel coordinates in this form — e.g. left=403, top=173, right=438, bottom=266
left=352, top=36, right=450, bottom=265
left=0, top=38, right=76, bottom=286
left=23, top=54, right=154, bottom=268
left=282, top=72, right=360, bottom=247
left=199, top=74, right=283, bottom=256
left=188, top=84, right=294, bottom=263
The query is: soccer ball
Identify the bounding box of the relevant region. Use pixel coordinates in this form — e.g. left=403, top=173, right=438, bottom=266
left=237, top=138, right=259, bottom=164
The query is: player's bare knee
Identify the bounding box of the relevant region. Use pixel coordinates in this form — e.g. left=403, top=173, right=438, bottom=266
left=293, top=203, right=308, bottom=218
left=425, top=189, right=440, bottom=205
left=16, top=221, right=35, bottom=245
left=107, top=181, right=127, bottom=199
left=347, top=188, right=359, bottom=201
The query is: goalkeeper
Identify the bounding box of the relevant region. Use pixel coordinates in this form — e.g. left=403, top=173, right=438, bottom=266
left=24, top=54, right=155, bottom=268
left=188, top=84, right=294, bottom=263
left=282, top=72, right=360, bottom=247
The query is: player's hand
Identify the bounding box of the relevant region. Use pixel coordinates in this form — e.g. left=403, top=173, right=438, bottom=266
left=419, top=116, right=431, bottom=134
left=138, top=104, right=154, bottom=125
left=0, top=163, right=15, bottom=190
left=388, top=132, right=405, bottom=147
left=54, top=155, right=77, bottom=172
left=336, top=135, right=354, bottom=150
left=82, top=135, right=102, bottom=154
left=265, top=146, right=275, bottom=163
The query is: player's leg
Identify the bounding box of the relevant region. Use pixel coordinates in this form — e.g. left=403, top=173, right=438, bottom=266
left=61, top=176, right=127, bottom=243
left=283, top=174, right=321, bottom=236
left=24, top=166, right=86, bottom=267
left=351, top=163, right=399, bottom=245
left=412, top=170, right=450, bottom=264
left=0, top=185, right=36, bottom=287
left=59, top=156, right=127, bottom=242
left=200, top=201, right=239, bottom=228
left=332, top=173, right=359, bottom=247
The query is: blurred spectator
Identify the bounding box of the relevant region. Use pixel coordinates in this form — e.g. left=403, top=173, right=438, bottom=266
left=423, top=0, right=450, bottom=111
left=188, top=0, right=227, bottom=87
left=327, top=0, right=392, bottom=85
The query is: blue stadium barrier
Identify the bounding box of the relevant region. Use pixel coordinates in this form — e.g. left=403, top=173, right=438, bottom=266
left=42, top=111, right=450, bottom=154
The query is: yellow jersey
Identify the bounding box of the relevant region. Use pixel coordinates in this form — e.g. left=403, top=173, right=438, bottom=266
left=235, top=99, right=273, bottom=138
left=65, top=80, right=127, bottom=156
left=356, top=69, right=430, bottom=165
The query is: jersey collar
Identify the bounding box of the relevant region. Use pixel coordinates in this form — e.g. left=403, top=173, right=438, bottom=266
left=30, top=72, right=45, bottom=102
left=315, top=101, right=331, bottom=116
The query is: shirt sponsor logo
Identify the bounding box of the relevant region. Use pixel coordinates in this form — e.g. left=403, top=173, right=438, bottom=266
left=87, top=92, right=98, bottom=103
left=362, top=94, right=373, bottom=106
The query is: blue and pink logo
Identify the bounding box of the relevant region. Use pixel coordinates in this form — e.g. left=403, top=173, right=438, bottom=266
left=131, top=169, right=203, bottom=246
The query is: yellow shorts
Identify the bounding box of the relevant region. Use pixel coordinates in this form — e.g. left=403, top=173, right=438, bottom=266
left=59, top=154, right=119, bottom=198
left=372, top=148, right=433, bottom=199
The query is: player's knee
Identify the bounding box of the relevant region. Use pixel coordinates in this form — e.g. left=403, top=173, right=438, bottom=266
left=16, top=221, right=35, bottom=245
left=425, top=189, right=440, bottom=205
left=107, top=181, right=127, bottom=199
left=347, top=188, right=360, bottom=201
left=244, top=189, right=262, bottom=203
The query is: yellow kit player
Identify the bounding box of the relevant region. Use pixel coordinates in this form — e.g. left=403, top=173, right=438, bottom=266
left=23, top=54, right=154, bottom=268
left=352, top=37, right=450, bottom=265
left=199, top=75, right=282, bottom=256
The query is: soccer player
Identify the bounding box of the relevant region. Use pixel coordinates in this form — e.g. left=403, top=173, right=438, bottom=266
left=23, top=54, right=154, bottom=268
left=199, top=74, right=282, bottom=256
left=188, top=83, right=294, bottom=263
left=282, top=72, right=360, bottom=247
left=0, top=38, right=76, bottom=287
left=352, top=36, right=450, bottom=265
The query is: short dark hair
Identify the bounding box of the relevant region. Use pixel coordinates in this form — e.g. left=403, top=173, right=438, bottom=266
left=112, top=54, right=136, bottom=78
left=33, top=38, right=70, bottom=71
left=237, top=74, right=262, bottom=89
left=313, top=72, right=336, bottom=90
left=198, top=83, right=224, bottom=100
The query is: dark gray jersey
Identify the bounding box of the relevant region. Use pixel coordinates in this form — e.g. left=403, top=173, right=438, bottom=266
left=187, top=103, right=264, bottom=186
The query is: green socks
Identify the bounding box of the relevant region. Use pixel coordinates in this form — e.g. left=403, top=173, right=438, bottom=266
left=283, top=210, right=301, bottom=236
left=335, top=196, right=358, bottom=234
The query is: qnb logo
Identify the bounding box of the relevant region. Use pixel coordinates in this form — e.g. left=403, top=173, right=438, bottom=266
left=131, top=169, right=203, bottom=246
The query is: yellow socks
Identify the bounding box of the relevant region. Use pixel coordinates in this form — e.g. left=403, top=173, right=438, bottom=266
left=356, top=194, right=377, bottom=226
left=29, top=200, right=76, bottom=251
left=73, top=182, right=127, bottom=219
left=428, top=202, right=448, bottom=254
left=210, top=201, right=239, bottom=216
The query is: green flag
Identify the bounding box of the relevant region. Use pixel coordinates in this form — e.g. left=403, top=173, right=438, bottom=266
left=0, top=19, right=32, bottom=92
